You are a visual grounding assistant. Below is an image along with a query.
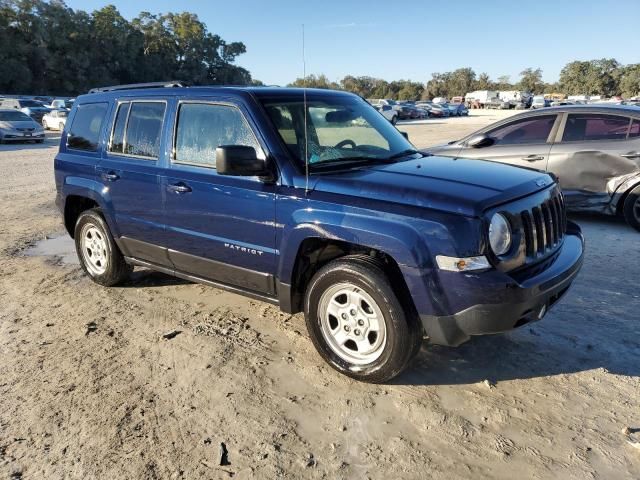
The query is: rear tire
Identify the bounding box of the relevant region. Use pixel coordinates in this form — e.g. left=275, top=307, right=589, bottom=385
left=74, top=209, right=132, bottom=286
left=623, top=185, right=640, bottom=232
left=391, top=115, right=397, bottom=125
left=304, top=255, right=422, bottom=383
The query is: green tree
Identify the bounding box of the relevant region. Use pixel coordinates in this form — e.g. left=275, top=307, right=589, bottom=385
left=475, top=72, right=493, bottom=90
left=619, top=64, right=640, bottom=98
left=517, top=68, right=544, bottom=93
left=287, top=74, right=340, bottom=90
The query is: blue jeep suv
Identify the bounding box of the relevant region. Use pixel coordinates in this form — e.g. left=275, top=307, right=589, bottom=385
left=54, top=83, right=585, bottom=382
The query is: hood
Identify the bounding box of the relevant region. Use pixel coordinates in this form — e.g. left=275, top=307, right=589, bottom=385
left=312, top=156, right=554, bottom=217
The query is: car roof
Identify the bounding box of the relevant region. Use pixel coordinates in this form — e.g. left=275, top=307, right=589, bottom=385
left=75, top=86, right=357, bottom=104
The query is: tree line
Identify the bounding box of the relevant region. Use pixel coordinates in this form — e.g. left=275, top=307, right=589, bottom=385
left=290, top=60, right=640, bottom=100
left=0, top=0, right=256, bottom=96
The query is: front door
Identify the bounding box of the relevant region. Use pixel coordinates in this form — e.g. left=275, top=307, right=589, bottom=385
left=458, top=114, right=559, bottom=170
left=162, top=100, right=277, bottom=295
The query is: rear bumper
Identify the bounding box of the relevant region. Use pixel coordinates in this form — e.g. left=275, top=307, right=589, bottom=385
left=417, top=222, right=584, bottom=346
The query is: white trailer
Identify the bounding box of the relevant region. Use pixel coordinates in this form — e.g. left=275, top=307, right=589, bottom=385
left=464, top=90, right=499, bottom=108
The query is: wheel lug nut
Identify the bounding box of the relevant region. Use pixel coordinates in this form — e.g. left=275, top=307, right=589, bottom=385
left=344, top=325, right=350, bottom=332
left=341, top=313, right=347, bottom=320
left=354, top=329, right=361, bottom=336
left=350, top=309, right=356, bottom=316
left=357, top=319, right=364, bottom=326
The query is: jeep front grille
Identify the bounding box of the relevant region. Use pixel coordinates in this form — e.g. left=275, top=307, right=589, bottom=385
left=520, top=190, right=566, bottom=258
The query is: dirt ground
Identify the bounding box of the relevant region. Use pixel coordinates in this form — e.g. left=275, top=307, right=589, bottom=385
left=1, top=113, right=639, bottom=479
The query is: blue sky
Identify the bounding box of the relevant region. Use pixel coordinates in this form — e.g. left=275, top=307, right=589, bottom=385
left=65, top=0, right=639, bottom=85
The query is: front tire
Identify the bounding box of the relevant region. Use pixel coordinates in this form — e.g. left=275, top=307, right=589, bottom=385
left=623, top=185, right=640, bottom=232
left=42, top=119, right=48, bottom=130
left=304, top=256, right=422, bottom=383
left=74, top=209, right=132, bottom=286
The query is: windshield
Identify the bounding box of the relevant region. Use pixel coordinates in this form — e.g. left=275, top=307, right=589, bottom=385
left=260, top=94, right=417, bottom=171
left=0, top=111, right=32, bottom=121
left=19, top=100, right=42, bottom=108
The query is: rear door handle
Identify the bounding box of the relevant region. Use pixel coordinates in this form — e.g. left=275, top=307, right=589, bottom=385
left=167, top=182, right=192, bottom=194
left=522, top=155, right=545, bottom=162
left=101, top=171, right=120, bottom=182
left=620, top=152, right=640, bottom=158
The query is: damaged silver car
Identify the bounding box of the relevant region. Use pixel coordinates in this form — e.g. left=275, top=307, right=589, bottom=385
left=426, top=105, right=640, bottom=231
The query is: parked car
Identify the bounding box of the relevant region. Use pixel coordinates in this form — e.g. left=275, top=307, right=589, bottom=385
left=34, top=96, right=54, bottom=104
left=0, top=98, right=51, bottom=122
left=55, top=83, right=584, bottom=382
left=374, top=104, right=398, bottom=124
left=0, top=108, right=46, bottom=143
left=446, top=102, right=469, bottom=116
left=426, top=105, right=640, bottom=231
left=531, top=96, right=550, bottom=109
left=417, top=101, right=449, bottom=117
left=49, top=98, right=75, bottom=110
left=42, top=109, right=68, bottom=130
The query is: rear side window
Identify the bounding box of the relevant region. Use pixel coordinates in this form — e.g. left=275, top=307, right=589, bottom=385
left=109, top=102, right=130, bottom=154
left=629, top=119, right=640, bottom=138
left=486, top=115, right=556, bottom=145
left=124, top=102, right=166, bottom=158
left=67, top=103, right=108, bottom=152
left=173, top=103, right=260, bottom=168
left=562, top=114, right=630, bottom=142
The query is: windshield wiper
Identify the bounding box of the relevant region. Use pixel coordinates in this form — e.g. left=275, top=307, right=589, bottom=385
left=385, top=149, right=422, bottom=161
left=310, top=156, right=397, bottom=169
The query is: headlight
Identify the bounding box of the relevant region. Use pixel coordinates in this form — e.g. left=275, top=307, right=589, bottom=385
left=489, top=213, right=511, bottom=255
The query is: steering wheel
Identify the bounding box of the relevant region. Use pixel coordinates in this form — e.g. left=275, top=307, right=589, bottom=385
left=334, top=139, right=356, bottom=149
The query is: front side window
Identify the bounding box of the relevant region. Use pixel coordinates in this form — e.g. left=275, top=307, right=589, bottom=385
left=260, top=94, right=415, bottom=171
left=67, top=103, right=108, bottom=152
left=627, top=119, right=639, bottom=138
left=562, top=114, right=630, bottom=142
left=124, top=102, right=165, bottom=158
left=174, top=103, right=260, bottom=168
left=487, top=115, right=556, bottom=146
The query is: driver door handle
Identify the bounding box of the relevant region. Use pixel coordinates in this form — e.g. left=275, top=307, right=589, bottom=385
left=167, top=182, right=192, bottom=194
left=101, top=171, right=120, bottom=182
left=522, top=155, right=545, bottom=162
left=620, top=152, right=640, bottom=159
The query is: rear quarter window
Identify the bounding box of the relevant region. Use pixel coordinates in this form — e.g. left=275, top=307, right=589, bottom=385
left=67, top=103, right=108, bottom=152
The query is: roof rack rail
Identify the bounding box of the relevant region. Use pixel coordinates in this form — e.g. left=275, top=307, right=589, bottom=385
left=88, top=81, right=186, bottom=94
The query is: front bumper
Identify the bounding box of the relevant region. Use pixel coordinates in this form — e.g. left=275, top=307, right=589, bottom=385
left=1, top=132, right=45, bottom=141
left=415, top=221, right=584, bottom=346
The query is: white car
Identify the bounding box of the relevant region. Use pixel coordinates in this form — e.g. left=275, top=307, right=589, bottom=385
left=42, top=109, right=68, bottom=131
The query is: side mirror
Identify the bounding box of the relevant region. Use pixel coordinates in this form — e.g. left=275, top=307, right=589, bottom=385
left=467, top=134, right=494, bottom=148
left=216, top=145, right=269, bottom=177
left=400, top=131, right=409, bottom=140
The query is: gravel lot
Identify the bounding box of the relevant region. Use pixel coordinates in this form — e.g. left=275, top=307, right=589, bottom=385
left=1, top=114, right=639, bottom=479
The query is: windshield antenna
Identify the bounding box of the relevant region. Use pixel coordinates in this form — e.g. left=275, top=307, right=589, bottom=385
left=302, top=23, right=309, bottom=194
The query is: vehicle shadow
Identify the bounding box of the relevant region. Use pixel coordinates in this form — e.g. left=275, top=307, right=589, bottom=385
left=123, top=269, right=192, bottom=288
left=395, top=323, right=639, bottom=386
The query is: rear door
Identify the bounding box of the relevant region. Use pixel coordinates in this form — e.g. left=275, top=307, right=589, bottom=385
left=457, top=114, right=559, bottom=169
left=162, top=99, right=278, bottom=295
left=548, top=112, right=640, bottom=209
left=96, top=98, right=171, bottom=266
